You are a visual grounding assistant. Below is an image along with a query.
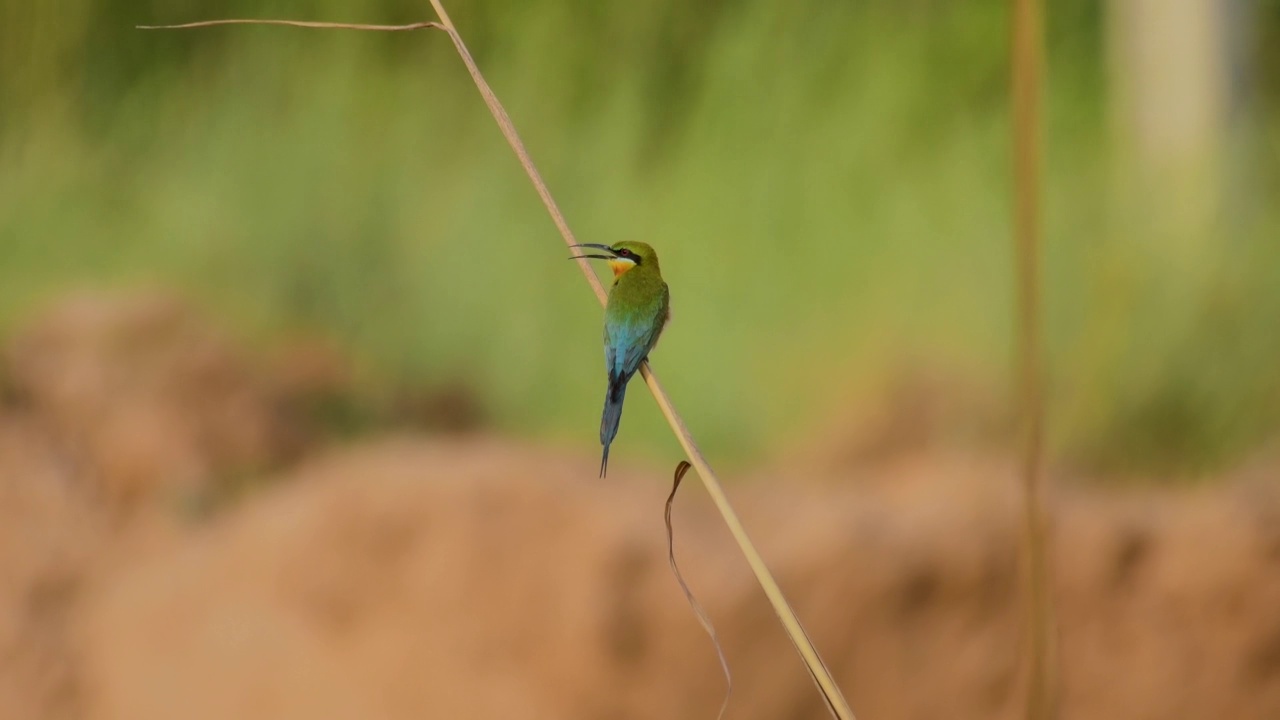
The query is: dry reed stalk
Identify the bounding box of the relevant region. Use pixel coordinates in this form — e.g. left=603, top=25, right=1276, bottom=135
left=1011, top=0, right=1058, bottom=717
left=422, top=3, right=856, bottom=716
left=141, top=5, right=858, bottom=719
left=666, top=461, right=731, bottom=720
left=138, top=19, right=441, bottom=31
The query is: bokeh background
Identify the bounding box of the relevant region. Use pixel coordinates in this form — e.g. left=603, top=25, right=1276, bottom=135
left=2, top=1, right=1280, bottom=719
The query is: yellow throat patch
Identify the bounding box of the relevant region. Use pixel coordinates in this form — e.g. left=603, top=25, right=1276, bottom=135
left=608, top=258, right=637, bottom=278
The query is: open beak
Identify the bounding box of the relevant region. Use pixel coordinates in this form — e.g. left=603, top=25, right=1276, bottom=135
left=568, top=243, right=618, bottom=261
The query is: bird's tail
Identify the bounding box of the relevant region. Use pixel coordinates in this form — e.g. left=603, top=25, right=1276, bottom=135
left=598, top=374, right=630, bottom=478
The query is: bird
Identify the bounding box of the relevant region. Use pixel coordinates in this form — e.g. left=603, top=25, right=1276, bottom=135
left=569, top=241, right=670, bottom=477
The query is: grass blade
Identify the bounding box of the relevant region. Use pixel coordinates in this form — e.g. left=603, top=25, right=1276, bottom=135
left=137, top=19, right=441, bottom=32
left=666, top=460, right=732, bottom=720
left=1012, top=0, right=1058, bottom=716
left=138, top=7, right=858, bottom=718
left=421, top=3, right=857, bottom=716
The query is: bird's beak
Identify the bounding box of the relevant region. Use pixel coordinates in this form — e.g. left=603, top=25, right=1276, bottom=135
left=568, top=243, right=618, bottom=261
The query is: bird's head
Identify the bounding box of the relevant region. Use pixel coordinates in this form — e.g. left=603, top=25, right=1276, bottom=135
left=568, top=241, right=660, bottom=278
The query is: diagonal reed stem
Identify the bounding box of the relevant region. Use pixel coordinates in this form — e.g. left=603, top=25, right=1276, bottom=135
left=421, top=3, right=856, bottom=718
left=140, top=6, right=857, bottom=718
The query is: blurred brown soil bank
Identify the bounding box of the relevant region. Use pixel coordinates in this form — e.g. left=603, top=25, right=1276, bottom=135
left=2, top=292, right=1279, bottom=720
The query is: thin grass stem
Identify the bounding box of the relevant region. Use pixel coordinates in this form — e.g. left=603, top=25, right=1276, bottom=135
left=1012, top=0, right=1058, bottom=717
left=422, top=2, right=855, bottom=716
left=138, top=7, right=858, bottom=718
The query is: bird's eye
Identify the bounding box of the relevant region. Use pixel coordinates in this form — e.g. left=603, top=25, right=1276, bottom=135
left=617, top=249, right=630, bottom=257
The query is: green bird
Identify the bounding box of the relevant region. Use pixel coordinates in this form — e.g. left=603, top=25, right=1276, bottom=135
left=570, top=241, right=670, bottom=477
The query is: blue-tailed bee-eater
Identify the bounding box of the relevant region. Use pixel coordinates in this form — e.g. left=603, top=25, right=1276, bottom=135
left=570, top=241, right=670, bottom=477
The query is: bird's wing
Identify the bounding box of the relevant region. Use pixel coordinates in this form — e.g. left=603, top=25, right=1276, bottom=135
left=605, top=329, right=618, bottom=384
left=605, top=285, right=669, bottom=384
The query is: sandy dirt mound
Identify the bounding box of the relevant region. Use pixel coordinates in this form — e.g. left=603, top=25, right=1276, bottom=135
left=3, top=292, right=1280, bottom=720
left=74, top=441, right=1280, bottom=720
left=76, top=439, right=697, bottom=720
left=0, top=291, right=324, bottom=720
left=4, top=290, right=308, bottom=513
left=0, top=417, right=97, bottom=720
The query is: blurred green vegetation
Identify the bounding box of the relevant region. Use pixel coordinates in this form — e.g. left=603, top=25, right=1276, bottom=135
left=1, top=0, right=1278, bottom=478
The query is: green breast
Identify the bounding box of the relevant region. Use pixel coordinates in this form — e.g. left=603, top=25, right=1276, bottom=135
left=607, top=267, right=669, bottom=324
